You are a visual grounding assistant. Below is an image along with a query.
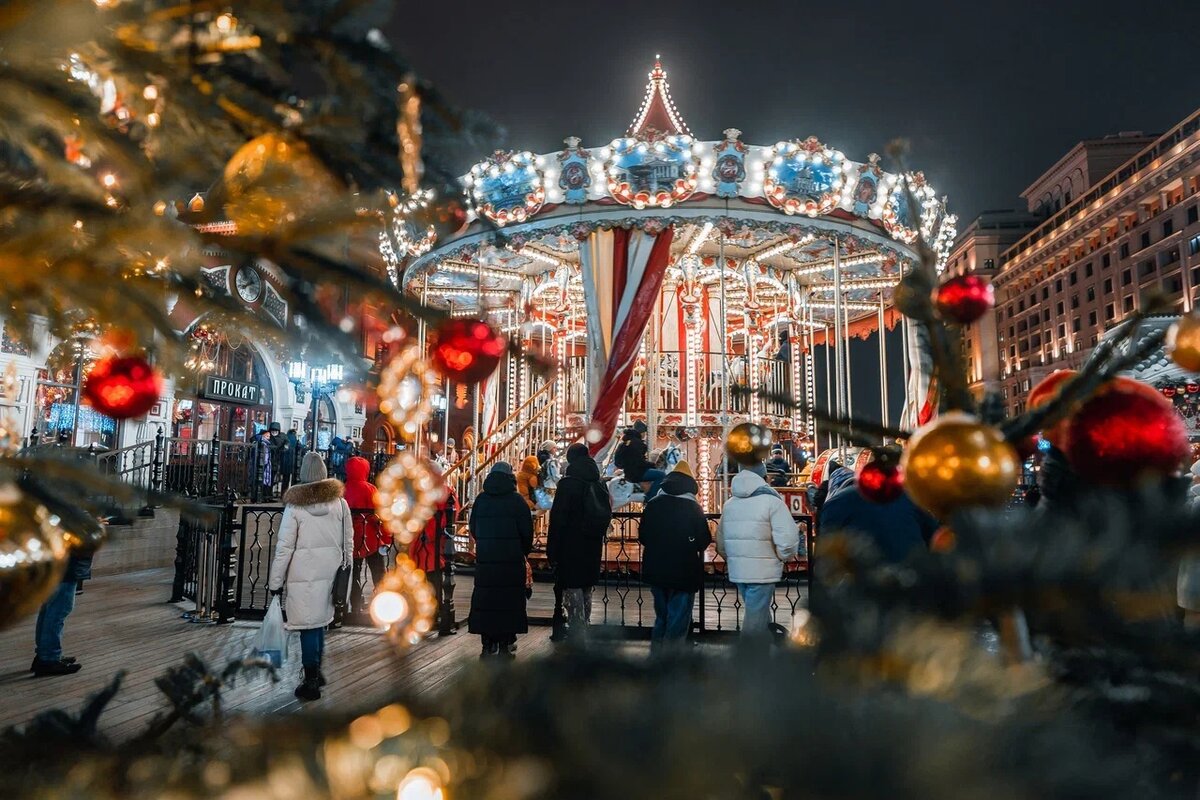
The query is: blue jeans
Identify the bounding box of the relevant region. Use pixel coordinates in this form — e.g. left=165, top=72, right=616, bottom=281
left=641, top=468, right=667, bottom=499
left=299, top=627, right=325, bottom=668
left=35, top=580, right=77, bottom=662
left=650, top=587, right=694, bottom=647
left=736, top=582, right=775, bottom=637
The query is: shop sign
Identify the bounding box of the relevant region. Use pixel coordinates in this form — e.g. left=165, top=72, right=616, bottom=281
left=201, top=375, right=261, bottom=405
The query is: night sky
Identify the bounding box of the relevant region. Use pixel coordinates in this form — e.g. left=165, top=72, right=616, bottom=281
left=391, top=0, right=1200, bottom=224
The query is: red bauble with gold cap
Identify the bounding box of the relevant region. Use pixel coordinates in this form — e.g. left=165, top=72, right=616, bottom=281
left=934, top=274, right=995, bottom=324
left=82, top=354, right=163, bottom=419
left=429, top=318, right=506, bottom=384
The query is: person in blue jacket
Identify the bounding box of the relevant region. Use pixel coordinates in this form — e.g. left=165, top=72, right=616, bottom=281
left=818, top=466, right=938, bottom=563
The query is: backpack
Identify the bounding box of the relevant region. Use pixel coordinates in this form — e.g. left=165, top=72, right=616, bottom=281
left=583, top=480, right=613, bottom=529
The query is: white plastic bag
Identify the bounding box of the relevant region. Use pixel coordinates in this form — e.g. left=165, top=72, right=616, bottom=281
left=253, top=596, right=287, bottom=668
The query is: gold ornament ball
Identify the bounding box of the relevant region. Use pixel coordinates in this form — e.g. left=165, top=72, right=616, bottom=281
left=0, top=488, right=69, bottom=631
left=899, top=412, right=1020, bottom=519
left=725, top=422, right=772, bottom=467
left=1166, top=313, right=1200, bottom=372
left=222, top=133, right=342, bottom=235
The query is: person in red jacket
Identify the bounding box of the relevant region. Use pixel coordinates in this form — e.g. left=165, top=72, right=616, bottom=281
left=343, top=455, right=389, bottom=617
left=410, top=484, right=458, bottom=635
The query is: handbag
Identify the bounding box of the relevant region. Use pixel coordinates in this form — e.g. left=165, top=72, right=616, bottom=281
left=332, top=501, right=351, bottom=607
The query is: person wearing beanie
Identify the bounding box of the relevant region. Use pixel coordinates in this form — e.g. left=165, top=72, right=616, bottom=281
left=467, top=461, right=533, bottom=657
left=765, top=447, right=791, bottom=488
left=717, top=457, right=800, bottom=640
left=536, top=440, right=561, bottom=491
left=613, top=420, right=667, bottom=497
left=547, top=442, right=612, bottom=643
left=638, top=460, right=711, bottom=649
left=268, top=449, right=353, bottom=701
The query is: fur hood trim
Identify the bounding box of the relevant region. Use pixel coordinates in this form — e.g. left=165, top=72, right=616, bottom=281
left=283, top=479, right=344, bottom=507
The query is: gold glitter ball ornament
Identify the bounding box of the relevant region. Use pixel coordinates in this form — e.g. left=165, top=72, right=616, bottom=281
left=0, top=485, right=70, bottom=631
left=900, top=411, right=1020, bottom=519
left=222, top=132, right=342, bottom=235
left=725, top=422, right=773, bottom=467
left=1166, top=312, right=1200, bottom=372
left=374, top=452, right=445, bottom=545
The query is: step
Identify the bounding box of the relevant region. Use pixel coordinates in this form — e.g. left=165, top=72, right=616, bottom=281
left=91, top=509, right=182, bottom=578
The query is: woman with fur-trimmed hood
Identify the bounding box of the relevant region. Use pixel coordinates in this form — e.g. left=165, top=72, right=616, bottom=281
left=268, top=451, right=353, bottom=701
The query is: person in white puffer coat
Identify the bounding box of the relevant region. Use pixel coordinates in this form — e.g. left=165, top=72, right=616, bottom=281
left=716, top=462, right=800, bottom=637
left=268, top=452, right=353, bottom=701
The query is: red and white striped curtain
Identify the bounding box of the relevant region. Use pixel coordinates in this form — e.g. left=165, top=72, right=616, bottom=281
left=580, top=226, right=675, bottom=456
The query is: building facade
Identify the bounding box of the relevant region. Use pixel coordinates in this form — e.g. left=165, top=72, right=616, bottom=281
left=944, top=210, right=1038, bottom=395
left=963, top=109, right=1200, bottom=412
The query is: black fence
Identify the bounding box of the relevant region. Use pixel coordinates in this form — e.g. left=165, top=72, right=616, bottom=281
left=172, top=500, right=813, bottom=637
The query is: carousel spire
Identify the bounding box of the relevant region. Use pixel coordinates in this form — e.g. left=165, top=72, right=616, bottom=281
left=626, top=55, right=691, bottom=137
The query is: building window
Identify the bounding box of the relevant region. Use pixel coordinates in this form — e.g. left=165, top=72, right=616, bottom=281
left=983, top=258, right=995, bottom=270
left=1057, top=323, right=1066, bottom=339
left=1042, top=287, right=1050, bottom=300
left=1189, top=204, right=1199, bottom=225
left=1123, top=295, right=1135, bottom=312
left=1055, top=279, right=1063, bottom=293
left=1140, top=231, right=1152, bottom=250
left=1102, top=253, right=1111, bottom=269
left=1018, top=299, right=1025, bottom=312
left=1160, top=248, right=1181, bottom=267
left=1122, top=268, right=1133, bottom=286
left=1168, top=276, right=1183, bottom=295
left=1085, top=261, right=1094, bottom=277
left=1043, top=309, right=1051, bottom=322
left=1120, top=242, right=1130, bottom=259
left=1189, top=234, right=1200, bottom=255
left=1138, top=259, right=1155, bottom=278
left=1105, top=303, right=1115, bottom=320
left=1164, top=219, right=1175, bottom=237
left=1071, top=294, right=1080, bottom=309
left=1069, top=271, right=1078, bottom=285
left=1088, top=310, right=1097, bottom=326
left=1031, top=334, right=1041, bottom=347
left=1102, top=278, right=1112, bottom=294
left=1056, top=301, right=1064, bottom=315
left=1072, top=317, right=1081, bottom=333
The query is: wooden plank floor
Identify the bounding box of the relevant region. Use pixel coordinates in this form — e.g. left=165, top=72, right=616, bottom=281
left=0, top=568, right=807, bottom=743
left=0, top=568, right=555, bottom=743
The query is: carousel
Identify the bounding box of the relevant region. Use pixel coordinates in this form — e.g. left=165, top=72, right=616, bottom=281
left=389, top=59, right=957, bottom=508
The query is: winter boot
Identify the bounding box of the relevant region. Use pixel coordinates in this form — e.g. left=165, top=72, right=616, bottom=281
left=294, top=666, right=322, bottom=701
left=317, top=669, right=327, bottom=687
left=479, top=640, right=501, bottom=659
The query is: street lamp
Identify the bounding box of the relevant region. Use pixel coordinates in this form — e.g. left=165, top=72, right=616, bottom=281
left=288, top=359, right=345, bottom=449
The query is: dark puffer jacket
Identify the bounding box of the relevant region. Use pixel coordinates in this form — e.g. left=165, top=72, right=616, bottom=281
left=547, top=455, right=612, bottom=588
left=638, top=471, right=712, bottom=592
left=467, top=471, right=533, bottom=637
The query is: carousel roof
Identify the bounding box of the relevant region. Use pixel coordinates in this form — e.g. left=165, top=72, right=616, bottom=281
left=389, top=59, right=957, bottom=326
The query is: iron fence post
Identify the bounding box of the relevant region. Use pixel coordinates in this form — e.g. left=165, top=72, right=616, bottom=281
left=168, top=512, right=191, bottom=603
left=151, top=425, right=165, bottom=496
left=207, top=433, right=220, bottom=498
left=214, top=492, right=238, bottom=623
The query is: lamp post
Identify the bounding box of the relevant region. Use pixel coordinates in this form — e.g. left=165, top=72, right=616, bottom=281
left=288, top=360, right=345, bottom=452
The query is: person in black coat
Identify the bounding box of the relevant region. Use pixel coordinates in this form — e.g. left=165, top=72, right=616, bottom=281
left=765, top=447, right=791, bottom=488
left=467, top=462, right=534, bottom=657
left=638, top=462, right=711, bottom=649
left=547, top=443, right=612, bottom=640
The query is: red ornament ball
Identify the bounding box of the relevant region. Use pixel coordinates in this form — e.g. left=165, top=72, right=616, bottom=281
left=83, top=354, right=163, bottom=419
left=1065, top=384, right=1190, bottom=487
left=934, top=274, right=995, bottom=324
left=857, top=460, right=905, bottom=504
left=929, top=526, right=957, bottom=554
left=429, top=319, right=506, bottom=384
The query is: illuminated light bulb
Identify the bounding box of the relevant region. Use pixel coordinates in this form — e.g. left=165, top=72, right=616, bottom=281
left=142, top=85, right=158, bottom=100
left=371, top=590, right=410, bottom=626
left=146, top=112, right=160, bottom=127
left=215, top=13, right=235, bottom=33
left=101, top=173, right=117, bottom=188
left=396, top=768, right=445, bottom=800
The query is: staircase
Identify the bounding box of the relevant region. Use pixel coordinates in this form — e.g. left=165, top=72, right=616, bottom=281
left=444, top=379, right=559, bottom=506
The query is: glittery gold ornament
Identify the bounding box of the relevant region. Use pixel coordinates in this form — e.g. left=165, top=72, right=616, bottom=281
left=900, top=412, right=1019, bottom=519
left=374, top=452, right=445, bottom=544
left=369, top=554, right=438, bottom=649
left=725, top=422, right=772, bottom=467
left=378, top=345, right=440, bottom=437
left=222, top=133, right=341, bottom=235
left=62, top=524, right=107, bottom=557
left=1166, top=312, right=1200, bottom=372
left=0, top=485, right=69, bottom=630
